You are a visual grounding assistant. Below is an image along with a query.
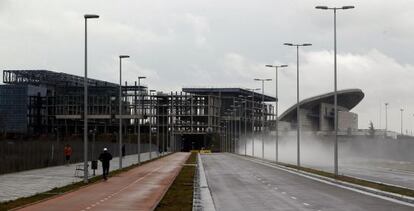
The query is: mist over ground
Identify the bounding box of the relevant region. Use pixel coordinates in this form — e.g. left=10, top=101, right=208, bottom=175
left=237, top=131, right=414, bottom=173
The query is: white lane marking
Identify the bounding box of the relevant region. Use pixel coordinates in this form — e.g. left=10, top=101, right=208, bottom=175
left=236, top=155, right=414, bottom=208
left=80, top=166, right=162, bottom=211
left=290, top=196, right=297, bottom=200
left=303, top=203, right=310, bottom=206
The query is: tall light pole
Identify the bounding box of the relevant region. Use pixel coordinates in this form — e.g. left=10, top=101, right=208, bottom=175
left=316, top=4, right=354, bottom=177
left=385, top=103, right=389, bottom=137
left=231, top=105, right=237, bottom=153
left=411, top=114, right=414, bottom=136
left=401, top=108, right=404, bottom=135
left=149, top=89, right=156, bottom=159
left=83, top=14, right=99, bottom=184
left=238, top=95, right=248, bottom=156
left=247, top=88, right=260, bottom=157
left=254, top=78, right=272, bottom=160
left=265, top=64, right=288, bottom=163
left=232, top=104, right=241, bottom=154
left=137, top=76, right=146, bottom=164
left=118, top=55, right=129, bottom=169
left=284, top=42, right=312, bottom=168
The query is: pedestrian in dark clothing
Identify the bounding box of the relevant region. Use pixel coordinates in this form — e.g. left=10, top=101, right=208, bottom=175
left=98, top=148, right=113, bottom=180
left=122, top=144, right=126, bottom=158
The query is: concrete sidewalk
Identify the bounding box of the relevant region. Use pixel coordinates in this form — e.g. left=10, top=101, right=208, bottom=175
left=0, top=151, right=166, bottom=202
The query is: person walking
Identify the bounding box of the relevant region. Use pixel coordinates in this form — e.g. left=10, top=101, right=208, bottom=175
left=99, top=148, right=113, bottom=181
left=64, top=144, right=72, bottom=165
left=122, top=144, right=126, bottom=158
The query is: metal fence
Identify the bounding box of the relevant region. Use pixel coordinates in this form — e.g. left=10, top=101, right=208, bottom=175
left=0, top=139, right=158, bottom=175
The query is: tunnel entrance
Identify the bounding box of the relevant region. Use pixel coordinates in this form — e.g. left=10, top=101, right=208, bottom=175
left=180, top=134, right=210, bottom=152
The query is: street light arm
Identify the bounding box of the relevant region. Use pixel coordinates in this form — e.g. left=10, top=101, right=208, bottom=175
left=342, top=6, right=355, bottom=10
left=84, top=14, right=100, bottom=19
left=315, top=6, right=329, bottom=10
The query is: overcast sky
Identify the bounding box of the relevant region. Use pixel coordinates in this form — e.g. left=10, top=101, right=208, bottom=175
left=1, top=0, right=414, bottom=132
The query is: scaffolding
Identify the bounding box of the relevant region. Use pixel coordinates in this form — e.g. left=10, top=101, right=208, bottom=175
left=2, top=70, right=276, bottom=152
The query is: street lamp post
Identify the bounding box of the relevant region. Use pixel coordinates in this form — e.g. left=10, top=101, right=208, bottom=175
left=401, top=108, right=404, bottom=135
left=385, top=103, right=389, bottom=137
left=247, top=88, right=260, bottom=157
left=137, top=76, right=146, bottom=164
left=232, top=108, right=237, bottom=153
left=316, top=4, right=354, bottom=177
left=284, top=42, right=312, bottom=168
left=149, top=89, right=156, bottom=159
left=254, top=79, right=272, bottom=160
left=119, top=55, right=130, bottom=169
left=265, top=64, right=288, bottom=163
left=238, top=95, right=248, bottom=156
left=83, top=14, right=99, bottom=184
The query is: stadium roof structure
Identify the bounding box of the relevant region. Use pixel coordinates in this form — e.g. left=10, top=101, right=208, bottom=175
left=3, top=70, right=118, bottom=87
left=279, top=89, right=364, bottom=122
left=182, top=87, right=277, bottom=102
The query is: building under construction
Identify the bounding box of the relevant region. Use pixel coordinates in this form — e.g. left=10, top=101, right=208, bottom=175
left=0, top=70, right=276, bottom=151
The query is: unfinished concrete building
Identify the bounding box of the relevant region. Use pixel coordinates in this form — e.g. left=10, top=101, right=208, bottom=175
left=0, top=70, right=277, bottom=152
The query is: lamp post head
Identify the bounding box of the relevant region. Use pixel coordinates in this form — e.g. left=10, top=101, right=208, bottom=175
left=280, top=65, right=288, bottom=68
left=138, top=76, right=146, bottom=79
left=315, top=6, right=329, bottom=10
left=342, top=6, right=355, bottom=10
left=265, top=79, right=272, bottom=81
left=283, top=43, right=293, bottom=46
left=119, top=55, right=130, bottom=59
left=302, top=43, right=312, bottom=46
left=84, top=14, right=100, bottom=19
left=254, top=78, right=261, bottom=81
left=265, top=65, right=274, bottom=68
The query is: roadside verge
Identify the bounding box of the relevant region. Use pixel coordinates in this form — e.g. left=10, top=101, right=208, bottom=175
left=155, top=152, right=197, bottom=211
left=193, top=153, right=216, bottom=211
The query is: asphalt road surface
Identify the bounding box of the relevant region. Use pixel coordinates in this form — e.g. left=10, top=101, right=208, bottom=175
left=201, top=153, right=413, bottom=211
left=314, top=164, right=414, bottom=190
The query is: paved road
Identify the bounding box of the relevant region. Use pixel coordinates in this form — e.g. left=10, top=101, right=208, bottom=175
left=201, top=153, right=413, bottom=211
left=0, top=151, right=162, bottom=202
left=18, top=152, right=188, bottom=211
left=312, top=164, right=414, bottom=190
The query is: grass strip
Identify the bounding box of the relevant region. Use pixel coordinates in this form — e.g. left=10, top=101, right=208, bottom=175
left=155, top=152, right=197, bottom=211
left=279, top=162, right=414, bottom=198
left=0, top=153, right=172, bottom=211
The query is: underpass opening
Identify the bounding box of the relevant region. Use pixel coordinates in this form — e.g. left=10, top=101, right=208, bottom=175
left=181, top=134, right=209, bottom=152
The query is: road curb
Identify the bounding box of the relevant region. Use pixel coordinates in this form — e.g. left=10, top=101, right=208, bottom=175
left=193, top=154, right=216, bottom=211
